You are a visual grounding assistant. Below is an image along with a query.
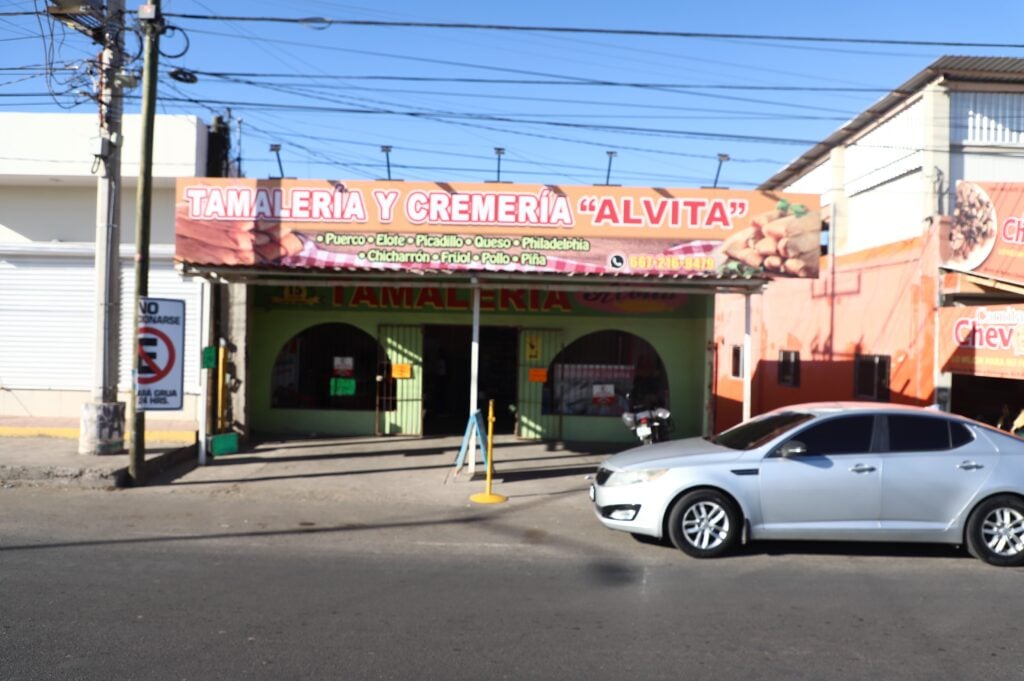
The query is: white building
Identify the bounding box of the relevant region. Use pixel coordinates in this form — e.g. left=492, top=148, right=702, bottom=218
left=0, top=112, right=222, bottom=433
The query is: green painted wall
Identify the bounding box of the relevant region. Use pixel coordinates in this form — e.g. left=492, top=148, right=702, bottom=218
left=249, top=287, right=711, bottom=444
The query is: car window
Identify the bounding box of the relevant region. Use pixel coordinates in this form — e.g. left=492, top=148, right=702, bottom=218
left=950, top=422, right=974, bottom=448
left=784, top=415, right=875, bottom=455
left=712, top=411, right=814, bottom=450
left=886, top=415, right=953, bottom=452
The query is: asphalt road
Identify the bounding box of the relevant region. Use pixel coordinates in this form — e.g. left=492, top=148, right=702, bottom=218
left=2, top=480, right=1023, bottom=681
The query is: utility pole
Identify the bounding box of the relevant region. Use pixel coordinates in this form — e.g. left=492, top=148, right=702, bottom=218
left=75, top=0, right=127, bottom=455
left=127, top=0, right=162, bottom=483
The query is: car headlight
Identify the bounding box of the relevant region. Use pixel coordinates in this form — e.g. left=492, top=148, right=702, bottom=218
left=604, top=468, right=668, bottom=487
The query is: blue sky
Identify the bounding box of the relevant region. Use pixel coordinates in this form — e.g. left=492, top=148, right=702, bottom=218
left=3, top=0, right=1024, bottom=188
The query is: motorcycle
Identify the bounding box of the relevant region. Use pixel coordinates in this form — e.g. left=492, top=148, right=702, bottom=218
left=621, top=396, right=672, bottom=445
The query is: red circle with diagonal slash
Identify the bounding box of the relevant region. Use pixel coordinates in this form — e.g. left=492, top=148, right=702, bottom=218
left=137, top=326, right=176, bottom=384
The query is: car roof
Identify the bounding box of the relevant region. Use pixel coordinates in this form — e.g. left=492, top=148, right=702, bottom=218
left=767, top=401, right=960, bottom=418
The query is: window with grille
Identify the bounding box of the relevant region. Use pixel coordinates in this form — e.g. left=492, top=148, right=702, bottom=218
left=778, top=350, right=800, bottom=387
left=731, top=345, right=743, bottom=379
left=270, top=322, right=393, bottom=411
left=544, top=330, right=668, bottom=416
left=854, top=354, right=890, bottom=401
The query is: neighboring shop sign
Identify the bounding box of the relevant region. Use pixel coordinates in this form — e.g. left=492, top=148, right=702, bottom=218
left=136, top=297, right=185, bottom=411
left=942, top=181, right=1024, bottom=287
left=939, top=304, right=1024, bottom=379
left=175, top=179, right=821, bottom=279
left=256, top=285, right=703, bottom=318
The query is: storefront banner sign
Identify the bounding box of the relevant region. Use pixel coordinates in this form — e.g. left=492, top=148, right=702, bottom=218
left=175, top=179, right=821, bottom=279
left=941, top=181, right=1024, bottom=287
left=256, top=285, right=705, bottom=318
left=939, top=304, right=1024, bottom=379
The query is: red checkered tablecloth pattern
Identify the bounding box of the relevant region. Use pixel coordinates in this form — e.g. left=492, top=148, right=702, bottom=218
left=280, top=235, right=719, bottom=275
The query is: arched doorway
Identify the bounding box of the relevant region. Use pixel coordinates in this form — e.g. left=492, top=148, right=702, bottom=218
left=544, top=330, right=669, bottom=417
left=270, top=322, right=393, bottom=413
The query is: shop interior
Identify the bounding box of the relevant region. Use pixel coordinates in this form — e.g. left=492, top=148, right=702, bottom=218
left=422, top=325, right=519, bottom=435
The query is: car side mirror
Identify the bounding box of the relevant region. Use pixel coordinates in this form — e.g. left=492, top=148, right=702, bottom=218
left=779, top=441, right=807, bottom=458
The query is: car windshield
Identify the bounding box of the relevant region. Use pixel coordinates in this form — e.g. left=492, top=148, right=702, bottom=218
left=711, top=411, right=814, bottom=450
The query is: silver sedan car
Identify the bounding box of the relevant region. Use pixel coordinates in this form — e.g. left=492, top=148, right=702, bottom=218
left=590, top=402, right=1024, bottom=566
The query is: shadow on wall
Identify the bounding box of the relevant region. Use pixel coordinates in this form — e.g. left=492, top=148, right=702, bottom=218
left=714, top=358, right=935, bottom=434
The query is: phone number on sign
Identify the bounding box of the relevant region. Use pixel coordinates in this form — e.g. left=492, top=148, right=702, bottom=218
left=629, top=254, right=716, bottom=271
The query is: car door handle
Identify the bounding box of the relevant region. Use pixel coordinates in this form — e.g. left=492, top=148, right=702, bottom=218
left=957, top=461, right=984, bottom=471
left=849, top=464, right=876, bottom=473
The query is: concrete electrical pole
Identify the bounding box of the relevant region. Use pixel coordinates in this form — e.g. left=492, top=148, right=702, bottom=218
left=75, top=0, right=127, bottom=455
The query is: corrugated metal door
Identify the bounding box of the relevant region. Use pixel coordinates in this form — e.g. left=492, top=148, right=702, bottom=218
left=0, top=256, right=95, bottom=389
left=0, top=254, right=203, bottom=393
left=378, top=324, right=423, bottom=436
left=517, top=328, right=562, bottom=440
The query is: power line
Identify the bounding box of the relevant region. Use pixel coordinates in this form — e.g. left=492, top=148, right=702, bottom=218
left=181, top=27, right=859, bottom=115
left=198, top=73, right=851, bottom=122
left=178, top=70, right=894, bottom=92
left=147, top=94, right=823, bottom=146
left=161, top=13, right=1024, bottom=49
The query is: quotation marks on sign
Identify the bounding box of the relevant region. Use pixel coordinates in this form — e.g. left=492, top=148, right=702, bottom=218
left=575, top=196, right=750, bottom=228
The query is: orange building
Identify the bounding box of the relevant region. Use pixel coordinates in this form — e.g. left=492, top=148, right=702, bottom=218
left=713, top=57, right=1024, bottom=433
left=713, top=230, right=940, bottom=433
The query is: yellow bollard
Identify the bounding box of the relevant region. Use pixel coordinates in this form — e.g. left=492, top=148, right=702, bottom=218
left=470, top=399, right=507, bottom=504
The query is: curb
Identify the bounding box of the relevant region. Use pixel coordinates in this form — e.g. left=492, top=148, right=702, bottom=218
left=0, top=444, right=198, bottom=490
left=0, top=426, right=197, bottom=445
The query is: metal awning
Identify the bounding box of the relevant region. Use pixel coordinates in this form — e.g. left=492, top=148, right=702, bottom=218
left=940, top=268, right=1024, bottom=298
left=177, top=262, right=769, bottom=295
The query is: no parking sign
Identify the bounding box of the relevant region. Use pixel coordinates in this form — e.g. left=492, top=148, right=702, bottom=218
left=136, top=297, right=185, bottom=411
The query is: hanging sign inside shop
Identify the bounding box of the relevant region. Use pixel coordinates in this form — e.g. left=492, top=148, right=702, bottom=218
left=175, top=179, right=822, bottom=280
left=592, top=384, right=616, bottom=406
left=329, top=377, right=356, bottom=396
left=333, top=356, right=354, bottom=377
left=136, top=297, right=185, bottom=411
left=525, top=335, right=542, bottom=361
left=938, top=304, right=1024, bottom=379
left=528, top=368, right=548, bottom=383
left=392, top=363, right=412, bottom=379
left=941, top=181, right=1024, bottom=287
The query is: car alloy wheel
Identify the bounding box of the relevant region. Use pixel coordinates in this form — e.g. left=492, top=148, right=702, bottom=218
left=667, top=490, right=741, bottom=559
left=981, top=507, right=1024, bottom=556
left=966, top=495, right=1024, bottom=567
left=683, top=501, right=729, bottom=550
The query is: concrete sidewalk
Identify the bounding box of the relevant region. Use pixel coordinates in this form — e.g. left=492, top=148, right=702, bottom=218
left=0, top=416, right=200, bottom=488
left=0, top=425, right=621, bottom=495
left=0, top=435, right=196, bottom=488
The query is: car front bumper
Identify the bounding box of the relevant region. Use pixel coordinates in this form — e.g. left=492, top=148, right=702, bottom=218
left=590, top=481, right=664, bottom=539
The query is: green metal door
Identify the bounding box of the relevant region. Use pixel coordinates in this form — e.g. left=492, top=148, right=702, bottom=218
left=378, top=324, right=423, bottom=436
left=517, top=328, right=562, bottom=440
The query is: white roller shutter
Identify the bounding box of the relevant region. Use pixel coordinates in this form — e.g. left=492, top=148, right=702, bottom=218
left=0, top=256, right=95, bottom=389
left=0, top=247, right=203, bottom=394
